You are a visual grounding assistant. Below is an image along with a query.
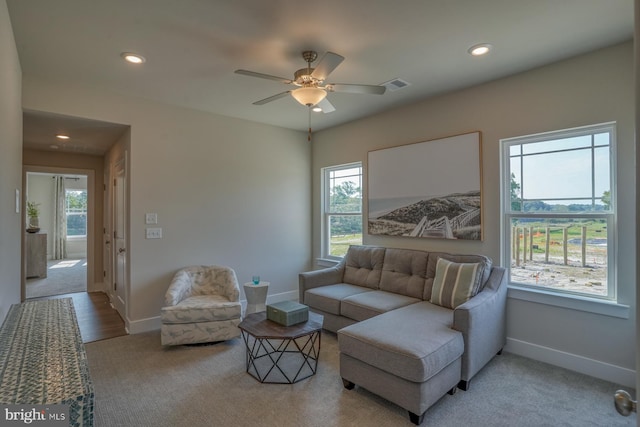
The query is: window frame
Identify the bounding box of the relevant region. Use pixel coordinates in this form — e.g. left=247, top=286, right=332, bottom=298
left=321, top=162, right=363, bottom=261
left=500, top=122, right=617, bottom=301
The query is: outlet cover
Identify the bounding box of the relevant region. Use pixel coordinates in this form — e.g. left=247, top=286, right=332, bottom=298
left=146, top=227, right=162, bottom=239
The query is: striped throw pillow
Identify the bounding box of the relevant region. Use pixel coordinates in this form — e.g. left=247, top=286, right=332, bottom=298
left=430, top=258, right=482, bottom=309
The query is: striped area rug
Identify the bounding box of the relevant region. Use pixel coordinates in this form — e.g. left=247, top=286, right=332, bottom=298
left=0, top=298, right=94, bottom=426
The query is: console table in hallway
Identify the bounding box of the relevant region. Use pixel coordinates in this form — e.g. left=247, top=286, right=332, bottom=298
left=0, top=298, right=94, bottom=426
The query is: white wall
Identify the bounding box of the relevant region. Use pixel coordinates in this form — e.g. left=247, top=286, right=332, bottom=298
left=0, top=0, right=22, bottom=321
left=313, top=42, right=636, bottom=386
left=22, top=77, right=311, bottom=332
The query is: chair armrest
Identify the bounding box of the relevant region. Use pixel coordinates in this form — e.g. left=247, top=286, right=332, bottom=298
left=298, top=264, right=345, bottom=303
left=164, top=271, right=193, bottom=307
left=453, top=267, right=508, bottom=381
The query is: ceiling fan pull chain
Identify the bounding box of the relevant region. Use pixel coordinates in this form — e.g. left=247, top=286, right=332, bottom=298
left=308, top=106, right=312, bottom=142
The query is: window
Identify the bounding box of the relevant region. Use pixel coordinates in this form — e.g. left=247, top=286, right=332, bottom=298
left=501, top=123, right=615, bottom=300
left=322, top=163, right=363, bottom=259
left=66, top=189, right=88, bottom=237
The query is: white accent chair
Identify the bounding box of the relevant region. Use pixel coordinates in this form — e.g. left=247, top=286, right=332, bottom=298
left=161, top=265, right=242, bottom=345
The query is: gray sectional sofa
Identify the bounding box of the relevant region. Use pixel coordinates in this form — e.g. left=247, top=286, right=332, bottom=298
left=299, top=245, right=507, bottom=425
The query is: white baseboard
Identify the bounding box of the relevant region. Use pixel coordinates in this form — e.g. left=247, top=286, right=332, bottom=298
left=505, top=337, right=636, bottom=388
left=128, top=315, right=161, bottom=334
left=127, top=289, right=300, bottom=335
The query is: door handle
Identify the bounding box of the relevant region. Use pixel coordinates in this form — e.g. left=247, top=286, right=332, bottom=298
left=118, top=248, right=126, bottom=254
left=614, top=390, right=636, bottom=416
left=105, top=240, right=111, bottom=245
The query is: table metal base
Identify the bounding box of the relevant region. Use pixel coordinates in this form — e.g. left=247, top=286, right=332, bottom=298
left=241, top=330, right=321, bottom=384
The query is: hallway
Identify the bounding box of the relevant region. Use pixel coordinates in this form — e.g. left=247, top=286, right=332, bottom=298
left=30, top=292, right=127, bottom=343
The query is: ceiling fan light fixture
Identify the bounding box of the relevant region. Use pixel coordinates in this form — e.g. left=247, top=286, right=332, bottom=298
left=291, top=87, right=327, bottom=106
left=312, top=106, right=323, bottom=112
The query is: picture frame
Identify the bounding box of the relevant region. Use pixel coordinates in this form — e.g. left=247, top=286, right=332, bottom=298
left=367, top=131, right=482, bottom=240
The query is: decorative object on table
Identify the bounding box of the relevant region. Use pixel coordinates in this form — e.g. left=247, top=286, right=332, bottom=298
left=266, top=301, right=309, bottom=326
left=243, top=281, right=269, bottom=315
left=160, top=265, right=242, bottom=345
left=252, top=275, right=260, bottom=285
left=367, top=131, right=483, bottom=240
left=26, top=201, right=40, bottom=232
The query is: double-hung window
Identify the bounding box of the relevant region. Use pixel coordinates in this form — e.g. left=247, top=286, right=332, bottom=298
left=66, top=189, right=88, bottom=237
left=501, top=123, right=616, bottom=300
left=322, top=162, right=363, bottom=259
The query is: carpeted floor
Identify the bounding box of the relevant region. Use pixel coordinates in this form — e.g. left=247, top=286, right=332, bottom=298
left=85, top=330, right=635, bottom=427
left=26, top=258, right=87, bottom=299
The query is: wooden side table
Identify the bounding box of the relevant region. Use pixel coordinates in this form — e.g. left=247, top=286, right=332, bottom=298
left=243, top=281, right=269, bottom=315
left=26, top=232, right=47, bottom=278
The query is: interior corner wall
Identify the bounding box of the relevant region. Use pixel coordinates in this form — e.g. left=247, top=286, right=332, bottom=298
left=312, top=41, right=636, bottom=385
left=0, top=0, right=22, bottom=321
left=21, top=77, right=311, bottom=332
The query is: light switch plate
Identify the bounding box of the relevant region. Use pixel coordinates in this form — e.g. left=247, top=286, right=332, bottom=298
left=146, top=227, right=162, bottom=239
left=145, top=213, right=158, bottom=224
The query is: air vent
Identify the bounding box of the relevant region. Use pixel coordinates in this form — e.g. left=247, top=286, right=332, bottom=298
left=382, top=78, right=411, bottom=92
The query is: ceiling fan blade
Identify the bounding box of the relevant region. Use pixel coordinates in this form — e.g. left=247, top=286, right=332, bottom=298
left=326, top=83, right=386, bottom=95
left=252, top=91, right=291, bottom=105
left=315, top=98, right=335, bottom=113
left=311, top=52, right=344, bottom=81
left=235, top=69, right=293, bottom=85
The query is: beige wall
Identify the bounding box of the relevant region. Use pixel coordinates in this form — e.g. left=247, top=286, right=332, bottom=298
left=313, top=42, right=636, bottom=385
left=0, top=0, right=22, bottom=320
left=22, top=78, right=311, bottom=332
left=23, top=151, right=104, bottom=282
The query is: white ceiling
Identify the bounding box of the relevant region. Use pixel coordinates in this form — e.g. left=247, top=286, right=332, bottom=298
left=7, top=0, right=634, bottom=154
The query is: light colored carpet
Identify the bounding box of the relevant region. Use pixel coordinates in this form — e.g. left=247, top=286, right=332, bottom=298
left=26, top=258, right=87, bottom=299
left=85, top=330, right=635, bottom=427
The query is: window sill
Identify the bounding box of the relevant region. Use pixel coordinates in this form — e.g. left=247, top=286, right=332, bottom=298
left=507, top=285, right=629, bottom=319
left=316, top=258, right=340, bottom=268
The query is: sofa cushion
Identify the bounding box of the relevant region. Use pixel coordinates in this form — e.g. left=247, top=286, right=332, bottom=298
left=424, top=252, right=492, bottom=300
left=379, top=248, right=428, bottom=299
left=343, top=245, right=386, bottom=289
left=430, top=258, right=483, bottom=309
left=338, top=302, right=462, bottom=383
left=304, top=284, right=372, bottom=315
left=160, top=295, right=241, bottom=324
left=341, top=290, right=421, bottom=322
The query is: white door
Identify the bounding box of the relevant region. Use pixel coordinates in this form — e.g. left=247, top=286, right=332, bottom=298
left=103, top=171, right=112, bottom=297
left=112, top=156, right=127, bottom=319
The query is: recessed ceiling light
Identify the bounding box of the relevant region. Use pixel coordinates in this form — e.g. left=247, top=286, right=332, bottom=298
left=56, top=134, right=70, bottom=140
left=312, top=106, right=323, bottom=112
left=468, top=43, right=492, bottom=56
left=121, top=52, right=146, bottom=64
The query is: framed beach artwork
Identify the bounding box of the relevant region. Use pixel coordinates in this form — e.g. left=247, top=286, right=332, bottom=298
left=367, top=131, right=483, bottom=240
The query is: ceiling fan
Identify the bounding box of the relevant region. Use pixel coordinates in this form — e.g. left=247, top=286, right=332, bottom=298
left=235, top=50, right=386, bottom=113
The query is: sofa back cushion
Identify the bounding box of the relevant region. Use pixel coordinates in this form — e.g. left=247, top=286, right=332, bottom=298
left=379, top=248, right=428, bottom=299
left=343, top=245, right=386, bottom=289
left=424, top=252, right=492, bottom=300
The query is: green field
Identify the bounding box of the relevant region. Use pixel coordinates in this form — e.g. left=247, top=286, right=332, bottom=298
left=330, top=234, right=362, bottom=257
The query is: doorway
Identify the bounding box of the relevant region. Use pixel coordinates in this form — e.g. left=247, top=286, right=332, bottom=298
left=24, top=167, right=94, bottom=300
